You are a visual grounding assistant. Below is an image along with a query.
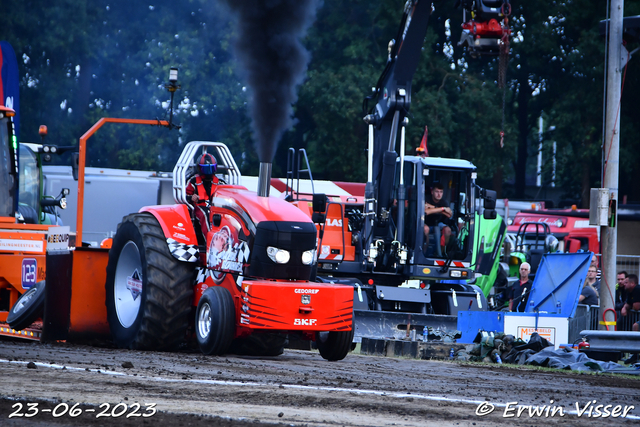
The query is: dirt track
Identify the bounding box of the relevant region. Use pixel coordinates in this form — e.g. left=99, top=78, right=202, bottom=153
left=0, top=340, right=638, bottom=426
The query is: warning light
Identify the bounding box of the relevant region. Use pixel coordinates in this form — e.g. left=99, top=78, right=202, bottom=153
left=368, top=279, right=374, bottom=285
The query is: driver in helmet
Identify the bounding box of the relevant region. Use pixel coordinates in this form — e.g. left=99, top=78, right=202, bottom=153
left=186, top=153, right=219, bottom=240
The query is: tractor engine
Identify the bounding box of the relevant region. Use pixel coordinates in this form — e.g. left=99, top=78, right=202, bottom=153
left=248, top=220, right=317, bottom=280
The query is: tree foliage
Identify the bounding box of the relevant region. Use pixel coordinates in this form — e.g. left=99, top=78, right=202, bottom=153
left=1, top=0, right=639, bottom=204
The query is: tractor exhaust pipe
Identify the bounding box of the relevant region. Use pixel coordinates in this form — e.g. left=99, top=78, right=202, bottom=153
left=257, top=162, right=272, bottom=197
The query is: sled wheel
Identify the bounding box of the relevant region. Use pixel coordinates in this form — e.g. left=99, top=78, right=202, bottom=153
left=196, top=286, right=235, bottom=355
left=230, top=333, right=287, bottom=357
left=316, top=323, right=355, bottom=361
left=105, top=213, right=194, bottom=350
left=7, top=281, right=46, bottom=331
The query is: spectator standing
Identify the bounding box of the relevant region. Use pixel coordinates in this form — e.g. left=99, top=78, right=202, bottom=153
left=591, top=254, right=602, bottom=282
left=621, top=274, right=640, bottom=332
left=579, top=266, right=600, bottom=305
left=584, top=264, right=601, bottom=293
left=509, top=262, right=533, bottom=312
left=616, top=271, right=628, bottom=311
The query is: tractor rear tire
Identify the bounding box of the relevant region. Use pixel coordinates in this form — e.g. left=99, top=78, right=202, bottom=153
left=105, top=213, right=194, bottom=351
left=316, top=326, right=354, bottom=361
left=230, top=333, right=287, bottom=357
left=196, top=286, right=235, bottom=355
left=7, top=280, right=45, bottom=331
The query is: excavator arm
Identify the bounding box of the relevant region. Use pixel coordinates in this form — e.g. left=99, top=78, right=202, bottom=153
left=363, top=0, right=432, bottom=243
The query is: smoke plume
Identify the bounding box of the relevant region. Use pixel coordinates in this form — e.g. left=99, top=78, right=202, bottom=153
left=223, top=0, right=320, bottom=162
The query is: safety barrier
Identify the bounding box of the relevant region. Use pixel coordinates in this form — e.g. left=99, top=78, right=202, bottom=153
left=568, top=306, right=639, bottom=344
left=586, top=307, right=640, bottom=332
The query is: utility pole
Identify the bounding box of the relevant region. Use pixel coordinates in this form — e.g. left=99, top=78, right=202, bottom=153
left=600, top=0, right=624, bottom=330
left=537, top=116, right=543, bottom=188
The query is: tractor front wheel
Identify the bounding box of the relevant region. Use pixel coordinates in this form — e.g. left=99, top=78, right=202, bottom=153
left=105, top=213, right=194, bottom=350
left=196, top=286, right=235, bottom=355
left=316, top=326, right=354, bottom=361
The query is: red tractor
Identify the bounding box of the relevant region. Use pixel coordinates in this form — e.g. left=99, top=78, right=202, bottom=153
left=104, top=142, right=354, bottom=360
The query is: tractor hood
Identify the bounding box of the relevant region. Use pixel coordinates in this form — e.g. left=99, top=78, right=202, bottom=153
left=213, top=186, right=313, bottom=226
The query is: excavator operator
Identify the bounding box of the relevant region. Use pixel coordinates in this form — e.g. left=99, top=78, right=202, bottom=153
left=186, top=153, right=219, bottom=242
left=424, top=182, right=453, bottom=257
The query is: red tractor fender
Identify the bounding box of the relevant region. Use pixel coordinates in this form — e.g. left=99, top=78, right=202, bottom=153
left=140, top=204, right=200, bottom=262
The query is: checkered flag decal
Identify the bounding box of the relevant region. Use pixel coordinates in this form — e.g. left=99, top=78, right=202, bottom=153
left=167, top=238, right=199, bottom=263
left=195, top=267, right=210, bottom=283
left=238, top=241, right=251, bottom=263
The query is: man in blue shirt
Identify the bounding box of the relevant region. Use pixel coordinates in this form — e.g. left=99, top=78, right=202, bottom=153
left=579, top=266, right=599, bottom=306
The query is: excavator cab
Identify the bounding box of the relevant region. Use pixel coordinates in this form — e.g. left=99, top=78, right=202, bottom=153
left=457, top=0, right=511, bottom=57
left=398, top=157, right=477, bottom=269
left=420, top=169, right=470, bottom=259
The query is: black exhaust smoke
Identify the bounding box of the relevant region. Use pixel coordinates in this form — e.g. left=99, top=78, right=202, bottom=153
left=222, top=0, right=320, bottom=163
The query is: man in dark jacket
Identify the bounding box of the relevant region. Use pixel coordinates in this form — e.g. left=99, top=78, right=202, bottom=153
left=509, top=262, right=533, bottom=312
left=621, top=274, right=640, bottom=332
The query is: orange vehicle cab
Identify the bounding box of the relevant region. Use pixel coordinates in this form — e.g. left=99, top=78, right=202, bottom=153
left=0, top=106, right=46, bottom=339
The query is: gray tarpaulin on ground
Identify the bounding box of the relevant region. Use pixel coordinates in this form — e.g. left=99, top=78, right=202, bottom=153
left=475, top=332, right=640, bottom=374
left=523, top=346, right=638, bottom=373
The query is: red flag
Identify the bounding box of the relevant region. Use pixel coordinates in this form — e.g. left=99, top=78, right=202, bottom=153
left=416, top=126, right=428, bottom=157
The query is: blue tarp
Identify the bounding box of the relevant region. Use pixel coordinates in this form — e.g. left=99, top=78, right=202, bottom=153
left=457, top=253, right=592, bottom=343
left=525, top=252, right=592, bottom=317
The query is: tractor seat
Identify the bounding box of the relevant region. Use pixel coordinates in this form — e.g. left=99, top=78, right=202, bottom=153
left=528, top=248, right=544, bottom=275
left=17, top=204, right=38, bottom=224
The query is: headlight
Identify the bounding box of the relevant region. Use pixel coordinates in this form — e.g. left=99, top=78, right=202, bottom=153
left=267, top=246, right=290, bottom=264
left=301, top=249, right=315, bottom=265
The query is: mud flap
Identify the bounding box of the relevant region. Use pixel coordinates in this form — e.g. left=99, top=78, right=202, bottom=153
left=41, top=251, right=73, bottom=341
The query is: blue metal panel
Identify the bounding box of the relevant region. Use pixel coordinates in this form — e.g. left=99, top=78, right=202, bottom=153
left=525, top=252, right=592, bottom=317
left=457, top=311, right=504, bottom=343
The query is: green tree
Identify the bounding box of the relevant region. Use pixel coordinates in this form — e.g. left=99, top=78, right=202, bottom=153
left=2, top=0, right=640, bottom=207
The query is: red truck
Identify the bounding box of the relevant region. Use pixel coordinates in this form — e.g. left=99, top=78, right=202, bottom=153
left=507, top=208, right=599, bottom=254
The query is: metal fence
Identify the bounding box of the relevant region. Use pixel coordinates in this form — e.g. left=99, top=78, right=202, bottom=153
left=568, top=305, right=640, bottom=344
left=586, top=307, right=640, bottom=331
left=591, top=254, right=640, bottom=277
left=614, top=255, right=640, bottom=278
